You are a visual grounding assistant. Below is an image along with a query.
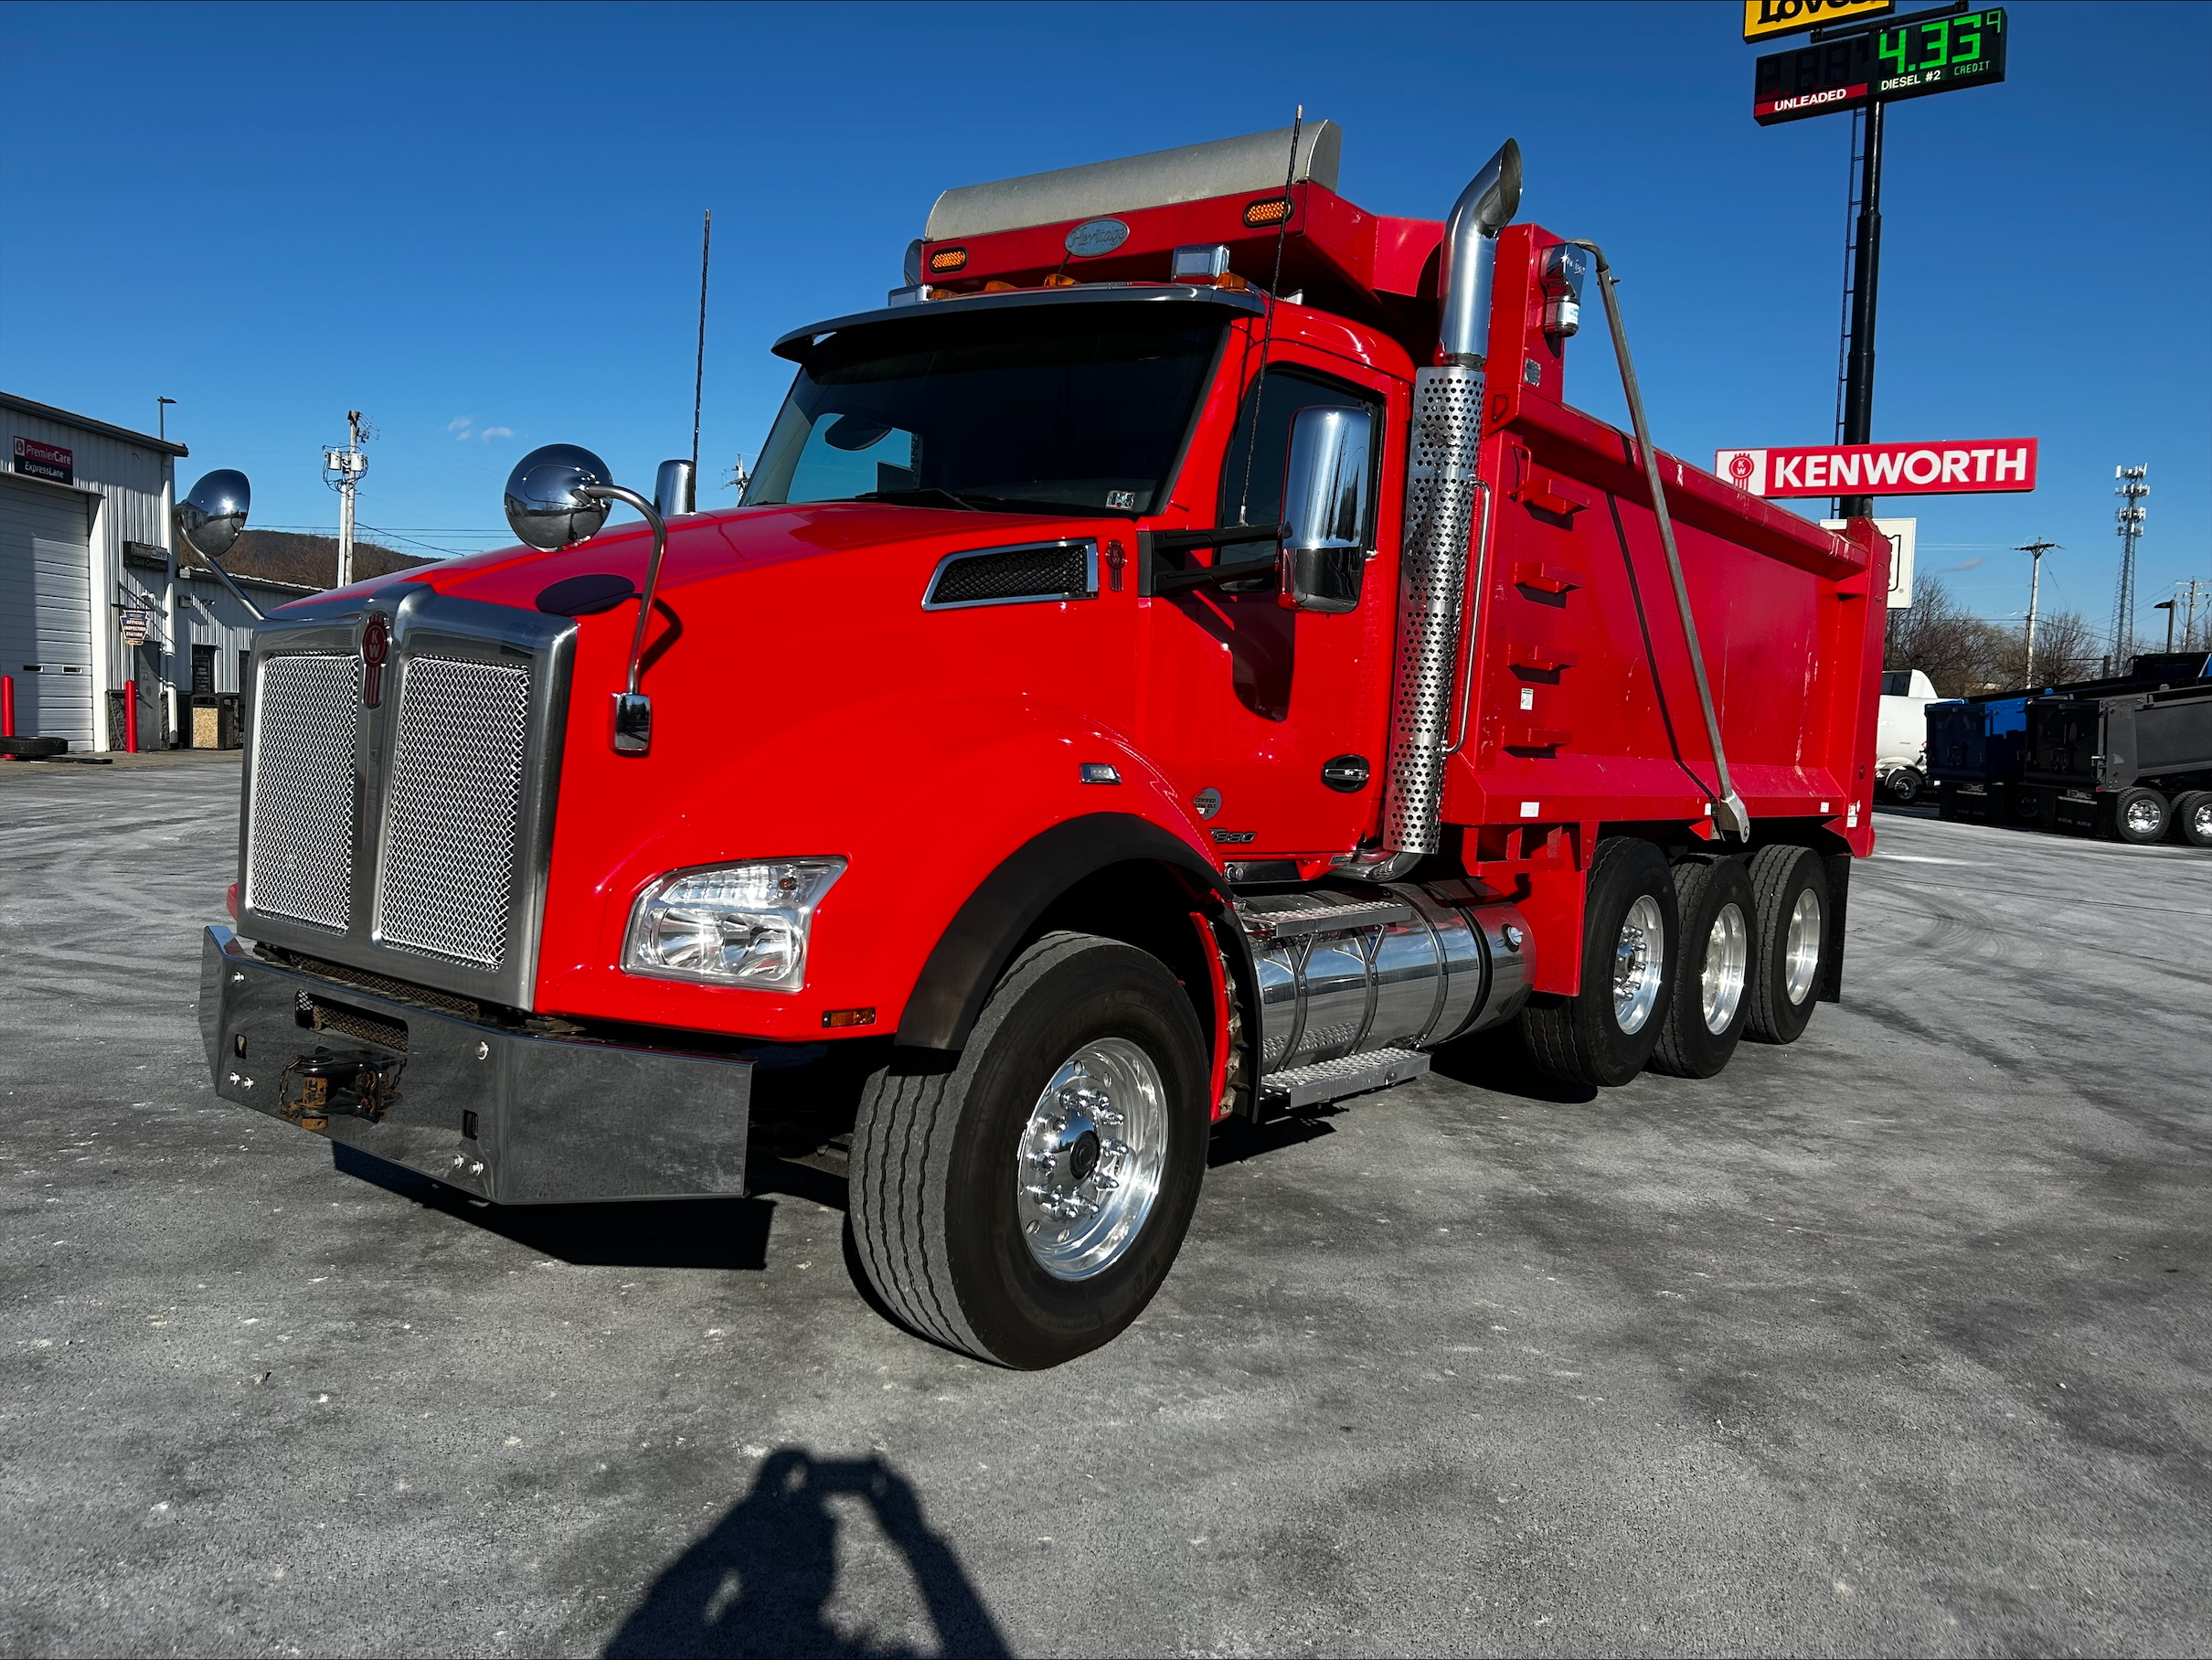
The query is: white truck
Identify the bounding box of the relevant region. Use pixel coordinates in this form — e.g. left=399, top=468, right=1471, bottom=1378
left=1877, top=669, right=1938, bottom=803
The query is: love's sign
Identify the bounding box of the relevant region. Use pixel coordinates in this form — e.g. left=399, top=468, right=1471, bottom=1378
left=1713, top=439, right=2037, bottom=498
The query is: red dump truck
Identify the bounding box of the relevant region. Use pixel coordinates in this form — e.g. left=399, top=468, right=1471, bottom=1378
left=195, top=122, right=1885, bottom=1367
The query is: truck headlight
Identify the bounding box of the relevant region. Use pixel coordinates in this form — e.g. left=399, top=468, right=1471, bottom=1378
left=623, top=859, right=845, bottom=990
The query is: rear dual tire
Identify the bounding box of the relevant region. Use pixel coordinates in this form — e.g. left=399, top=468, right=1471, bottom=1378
left=1520, top=837, right=1678, bottom=1087
left=1649, top=857, right=1755, bottom=1078
left=2107, top=787, right=2170, bottom=846
left=2173, top=791, right=2212, bottom=849
left=1744, top=845, right=1829, bottom=1045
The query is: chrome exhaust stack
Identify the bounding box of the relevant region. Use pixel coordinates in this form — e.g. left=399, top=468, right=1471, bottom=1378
left=1344, top=140, right=1521, bottom=882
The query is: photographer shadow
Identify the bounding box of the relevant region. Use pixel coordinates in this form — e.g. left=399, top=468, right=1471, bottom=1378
left=604, top=1447, right=1009, bottom=1659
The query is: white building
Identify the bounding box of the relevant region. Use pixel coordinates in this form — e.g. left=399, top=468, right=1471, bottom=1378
left=2, top=390, right=186, bottom=750
left=1, top=389, right=305, bottom=752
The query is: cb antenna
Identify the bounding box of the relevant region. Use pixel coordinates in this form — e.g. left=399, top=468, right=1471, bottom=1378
left=692, top=209, right=712, bottom=481
left=1235, top=104, right=1303, bottom=527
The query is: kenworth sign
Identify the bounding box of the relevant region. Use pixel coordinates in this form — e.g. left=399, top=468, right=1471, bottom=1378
left=1714, top=438, right=2038, bottom=498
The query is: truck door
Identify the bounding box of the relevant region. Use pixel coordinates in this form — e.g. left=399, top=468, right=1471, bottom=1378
left=1142, top=352, right=1400, bottom=864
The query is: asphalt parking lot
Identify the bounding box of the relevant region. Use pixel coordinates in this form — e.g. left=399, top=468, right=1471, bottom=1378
left=3, top=756, right=2207, bottom=1657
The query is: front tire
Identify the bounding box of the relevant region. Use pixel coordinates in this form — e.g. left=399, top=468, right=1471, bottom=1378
left=1521, top=836, right=1677, bottom=1087
left=1745, top=845, right=1829, bottom=1045
left=1649, top=857, right=1755, bottom=1078
left=848, top=931, right=1210, bottom=1368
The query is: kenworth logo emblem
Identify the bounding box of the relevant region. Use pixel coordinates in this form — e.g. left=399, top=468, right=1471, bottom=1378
left=361, top=612, right=390, bottom=708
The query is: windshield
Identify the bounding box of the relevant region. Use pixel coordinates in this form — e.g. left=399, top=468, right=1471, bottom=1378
left=743, top=304, right=1227, bottom=516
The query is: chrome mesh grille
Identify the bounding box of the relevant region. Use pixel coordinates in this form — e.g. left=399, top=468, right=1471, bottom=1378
left=376, top=657, right=532, bottom=967
left=248, top=654, right=363, bottom=931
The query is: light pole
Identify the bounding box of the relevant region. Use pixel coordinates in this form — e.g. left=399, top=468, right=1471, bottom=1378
left=156, top=396, right=175, bottom=442
left=2015, top=537, right=2059, bottom=685
left=2154, top=600, right=2176, bottom=653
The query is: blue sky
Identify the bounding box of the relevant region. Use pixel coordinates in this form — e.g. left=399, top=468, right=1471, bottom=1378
left=3, top=1, right=2205, bottom=645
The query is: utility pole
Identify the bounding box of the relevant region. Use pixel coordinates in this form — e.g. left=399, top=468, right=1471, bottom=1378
left=324, top=410, right=370, bottom=590
left=2111, top=464, right=2149, bottom=670
left=2015, top=537, right=2059, bottom=685
left=2184, top=578, right=2205, bottom=654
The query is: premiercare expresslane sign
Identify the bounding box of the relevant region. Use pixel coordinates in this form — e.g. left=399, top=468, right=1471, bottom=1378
left=1713, top=439, right=2037, bottom=498
left=12, top=436, right=74, bottom=485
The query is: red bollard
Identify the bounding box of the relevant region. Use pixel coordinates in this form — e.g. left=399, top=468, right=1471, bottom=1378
left=1, top=672, right=14, bottom=737
left=124, top=677, right=140, bottom=752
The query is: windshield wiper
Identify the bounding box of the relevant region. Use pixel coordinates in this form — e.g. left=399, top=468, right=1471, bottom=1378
left=853, top=487, right=992, bottom=511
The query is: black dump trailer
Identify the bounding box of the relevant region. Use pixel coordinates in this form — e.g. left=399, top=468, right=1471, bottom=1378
left=1930, top=693, right=2033, bottom=824
left=1929, top=654, right=2212, bottom=839
left=2016, top=681, right=2212, bottom=846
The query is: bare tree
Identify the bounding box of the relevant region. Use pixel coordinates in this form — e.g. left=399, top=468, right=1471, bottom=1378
left=1886, top=577, right=1994, bottom=697
left=2026, top=608, right=2098, bottom=686
left=1885, top=579, right=2100, bottom=697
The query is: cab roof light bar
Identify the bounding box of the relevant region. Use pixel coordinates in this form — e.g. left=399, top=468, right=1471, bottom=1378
left=924, top=121, right=1343, bottom=242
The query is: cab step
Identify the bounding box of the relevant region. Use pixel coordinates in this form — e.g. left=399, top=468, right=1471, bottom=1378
left=1259, top=1047, right=1430, bottom=1112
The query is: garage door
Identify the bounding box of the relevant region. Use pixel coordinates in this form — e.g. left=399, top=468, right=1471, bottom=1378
left=0, top=474, right=94, bottom=747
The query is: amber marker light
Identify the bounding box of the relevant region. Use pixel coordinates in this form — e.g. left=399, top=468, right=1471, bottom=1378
left=929, top=247, right=969, bottom=273
left=823, top=1007, right=877, bottom=1028
left=1242, top=197, right=1292, bottom=228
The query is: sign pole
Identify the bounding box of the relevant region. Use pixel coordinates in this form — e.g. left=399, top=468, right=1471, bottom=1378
left=1837, top=94, right=1884, bottom=518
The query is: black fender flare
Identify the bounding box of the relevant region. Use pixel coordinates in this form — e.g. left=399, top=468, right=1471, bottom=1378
left=896, top=813, right=1246, bottom=1054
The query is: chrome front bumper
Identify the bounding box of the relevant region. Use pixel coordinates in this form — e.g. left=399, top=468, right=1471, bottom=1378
left=197, top=926, right=750, bottom=1204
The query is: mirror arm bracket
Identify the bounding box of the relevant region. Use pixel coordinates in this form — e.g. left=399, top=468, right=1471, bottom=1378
left=1139, top=523, right=1285, bottom=597
left=577, top=483, right=668, bottom=755
left=196, top=552, right=267, bottom=622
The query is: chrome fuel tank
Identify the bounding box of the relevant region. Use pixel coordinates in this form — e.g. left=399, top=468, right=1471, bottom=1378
left=1237, top=883, right=1531, bottom=1074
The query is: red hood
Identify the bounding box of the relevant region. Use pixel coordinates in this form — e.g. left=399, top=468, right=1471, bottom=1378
left=285, top=500, right=1110, bottom=614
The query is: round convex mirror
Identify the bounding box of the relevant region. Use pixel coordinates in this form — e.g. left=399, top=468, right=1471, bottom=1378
left=175, top=469, right=251, bottom=561
left=504, top=444, right=615, bottom=551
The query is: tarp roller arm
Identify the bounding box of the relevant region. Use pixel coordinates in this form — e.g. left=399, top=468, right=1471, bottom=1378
left=1568, top=239, right=1748, bottom=842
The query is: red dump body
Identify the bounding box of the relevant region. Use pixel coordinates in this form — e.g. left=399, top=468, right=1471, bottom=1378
left=1445, top=223, right=1886, bottom=988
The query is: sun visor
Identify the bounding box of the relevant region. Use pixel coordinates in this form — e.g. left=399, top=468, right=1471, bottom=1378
left=925, top=121, right=1342, bottom=242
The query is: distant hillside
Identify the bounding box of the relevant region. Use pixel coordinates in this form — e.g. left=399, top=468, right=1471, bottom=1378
left=207, top=530, right=436, bottom=590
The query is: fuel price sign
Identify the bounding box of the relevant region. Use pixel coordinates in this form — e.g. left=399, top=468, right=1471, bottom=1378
left=1754, top=6, right=2006, bottom=123
left=1873, top=7, right=2006, bottom=104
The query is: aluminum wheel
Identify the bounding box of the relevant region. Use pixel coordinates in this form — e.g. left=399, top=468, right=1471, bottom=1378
left=1016, top=1037, right=1167, bottom=1282
left=1612, top=894, right=1665, bottom=1036
left=1701, top=900, right=1749, bottom=1035
left=1781, top=889, right=1824, bottom=1006
left=2124, top=796, right=2163, bottom=837
left=2192, top=799, right=2212, bottom=841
